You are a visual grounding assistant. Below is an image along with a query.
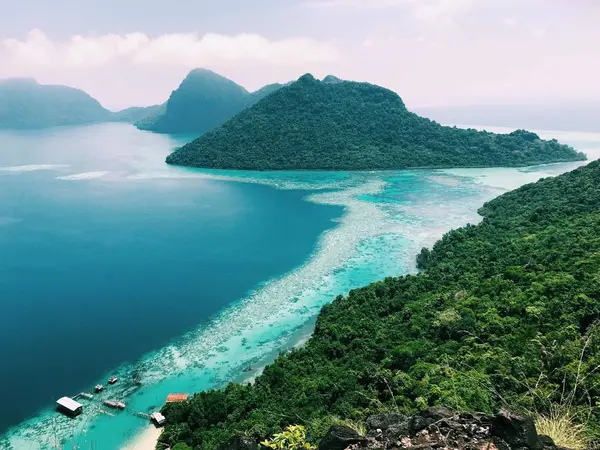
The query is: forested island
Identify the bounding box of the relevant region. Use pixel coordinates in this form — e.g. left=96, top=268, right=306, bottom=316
left=0, top=78, right=112, bottom=129
left=166, top=74, right=585, bottom=170
left=159, top=160, right=600, bottom=449
left=135, top=69, right=283, bottom=134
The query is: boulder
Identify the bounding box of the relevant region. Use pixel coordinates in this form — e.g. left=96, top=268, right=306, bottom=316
left=319, top=425, right=368, bottom=450
left=421, top=406, right=455, bottom=421
left=491, top=410, right=538, bottom=449
left=366, top=414, right=409, bottom=431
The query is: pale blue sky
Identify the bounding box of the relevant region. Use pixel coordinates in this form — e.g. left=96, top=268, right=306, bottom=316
left=2, top=0, right=598, bottom=109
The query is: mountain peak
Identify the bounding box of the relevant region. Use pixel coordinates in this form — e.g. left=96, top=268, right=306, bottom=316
left=322, top=75, right=343, bottom=84
left=297, top=73, right=318, bottom=84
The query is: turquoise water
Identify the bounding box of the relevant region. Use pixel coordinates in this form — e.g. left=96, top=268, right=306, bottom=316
left=1, top=123, right=598, bottom=449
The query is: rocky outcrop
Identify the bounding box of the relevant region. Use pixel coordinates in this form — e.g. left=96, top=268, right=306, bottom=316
left=318, top=425, right=368, bottom=450
left=319, top=408, right=570, bottom=450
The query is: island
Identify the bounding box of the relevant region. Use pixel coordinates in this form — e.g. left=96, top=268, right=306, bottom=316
left=135, top=69, right=284, bottom=135
left=0, top=78, right=112, bottom=129
left=158, top=160, right=600, bottom=450
left=166, top=73, right=586, bottom=170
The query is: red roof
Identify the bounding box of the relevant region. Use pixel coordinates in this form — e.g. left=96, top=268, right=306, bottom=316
left=166, top=393, right=189, bottom=403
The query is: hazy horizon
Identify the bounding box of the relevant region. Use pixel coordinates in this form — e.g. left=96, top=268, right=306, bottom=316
left=2, top=0, right=599, bottom=110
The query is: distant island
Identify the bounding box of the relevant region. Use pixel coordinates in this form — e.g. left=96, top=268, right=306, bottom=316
left=0, top=78, right=166, bottom=130
left=112, top=103, right=165, bottom=124
left=0, top=78, right=112, bottom=129
left=135, top=69, right=284, bottom=135
left=165, top=74, right=586, bottom=170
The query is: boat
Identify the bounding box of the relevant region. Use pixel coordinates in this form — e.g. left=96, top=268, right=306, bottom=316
left=108, top=376, right=118, bottom=385
left=103, top=400, right=126, bottom=410
left=95, top=384, right=104, bottom=393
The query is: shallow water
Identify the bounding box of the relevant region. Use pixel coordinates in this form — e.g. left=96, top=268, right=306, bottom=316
left=1, top=123, right=598, bottom=450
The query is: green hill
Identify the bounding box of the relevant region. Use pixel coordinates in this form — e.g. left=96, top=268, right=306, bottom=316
left=112, top=103, right=165, bottom=124
left=159, top=160, right=600, bottom=449
left=135, top=69, right=283, bottom=134
left=0, top=78, right=112, bottom=129
left=166, top=74, right=585, bottom=170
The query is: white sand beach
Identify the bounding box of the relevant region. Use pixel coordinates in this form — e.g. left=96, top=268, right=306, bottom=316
left=122, top=426, right=162, bottom=450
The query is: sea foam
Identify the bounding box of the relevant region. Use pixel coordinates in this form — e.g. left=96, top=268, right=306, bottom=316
left=56, top=171, right=110, bottom=180
left=0, top=164, right=68, bottom=172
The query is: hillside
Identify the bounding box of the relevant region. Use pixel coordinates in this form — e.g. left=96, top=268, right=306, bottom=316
left=166, top=74, right=585, bottom=170
left=159, top=160, right=600, bottom=449
left=0, top=78, right=112, bottom=129
left=136, top=69, right=283, bottom=134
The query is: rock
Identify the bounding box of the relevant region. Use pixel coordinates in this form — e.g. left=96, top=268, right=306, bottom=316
left=366, top=413, right=409, bottom=431
left=410, top=415, right=435, bottom=433
left=491, top=410, right=538, bottom=449
left=319, top=425, right=368, bottom=450
left=421, top=406, right=455, bottom=421
left=220, top=435, right=258, bottom=450
left=537, top=434, right=572, bottom=450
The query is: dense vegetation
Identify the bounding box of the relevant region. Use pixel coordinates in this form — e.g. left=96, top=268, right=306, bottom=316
left=136, top=69, right=283, bottom=134
left=159, top=160, right=600, bottom=449
left=0, top=78, right=112, bottom=129
left=166, top=74, right=585, bottom=170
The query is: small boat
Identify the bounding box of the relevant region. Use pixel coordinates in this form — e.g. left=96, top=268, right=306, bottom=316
left=103, top=400, right=126, bottom=410
left=108, top=376, right=118, bottom=385
left=95, top=384, right=104, bottom=393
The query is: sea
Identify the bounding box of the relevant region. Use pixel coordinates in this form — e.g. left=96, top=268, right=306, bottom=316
left=0, top=123, right=598, bottom=450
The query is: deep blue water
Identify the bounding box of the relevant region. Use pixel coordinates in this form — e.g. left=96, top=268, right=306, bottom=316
left=0, top=124, right=342, bottom=434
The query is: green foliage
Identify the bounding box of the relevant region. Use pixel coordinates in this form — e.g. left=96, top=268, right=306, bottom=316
left=261, top=425, right=316, bottom=450
left=172, top=443, right=191, bottom=450
left=136, top=68, right=283, bottom=134
left=0, top=78, right=112, bottom=129
left=159, top=161, right=600, bottom=449
left=166, top=73, right=585, bottom=170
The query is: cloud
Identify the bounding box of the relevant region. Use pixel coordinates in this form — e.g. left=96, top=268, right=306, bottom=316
left=0, top=29, right=340, bottom=70
left=304, top=0, right=477, bottom=27
left=533, top=28, right=546, bottom=39
left=504, top=17, right=518, bottom=27
left=303, top=0, right=409, bottom=9
left=411, top=0, right=476, bottom=26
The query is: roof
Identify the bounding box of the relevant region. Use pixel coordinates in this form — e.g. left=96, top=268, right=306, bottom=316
left=151, top=412, right=166, bottom=423
left=56, top=397, right=83, bottom=412
left=166, top=393, right=189, bottom=403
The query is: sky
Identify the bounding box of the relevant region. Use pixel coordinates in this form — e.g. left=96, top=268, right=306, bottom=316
left=1, top=0, right=598, bottom=110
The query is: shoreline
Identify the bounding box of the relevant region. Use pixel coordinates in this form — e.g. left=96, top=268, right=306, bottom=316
left=124, top=317, right=318, bottom=450
left=122, top=425, right=162, bottom=450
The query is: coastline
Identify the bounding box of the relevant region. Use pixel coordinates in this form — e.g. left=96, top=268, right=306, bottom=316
left=124, top=317, right=318, bottom=450
left=122, top=426, right=162, bottom=450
